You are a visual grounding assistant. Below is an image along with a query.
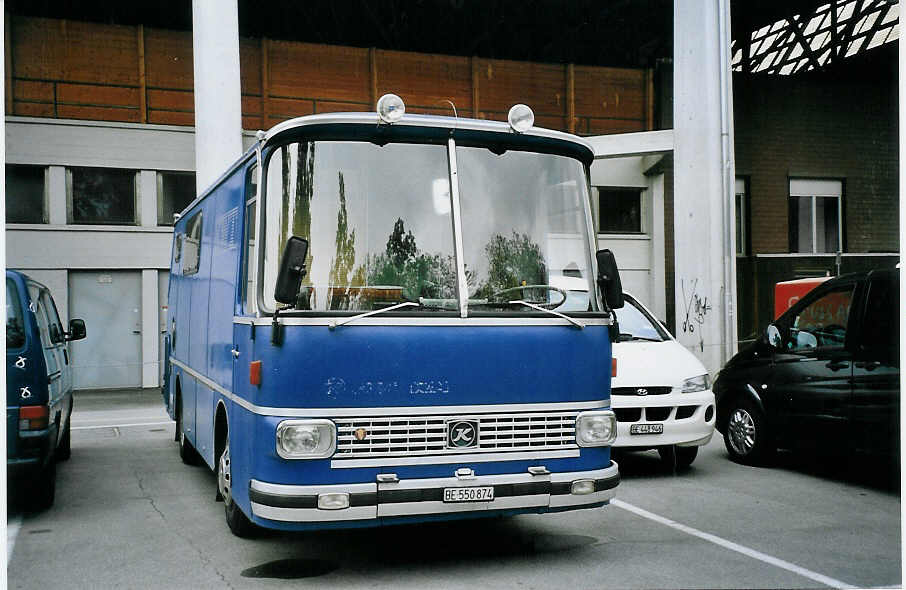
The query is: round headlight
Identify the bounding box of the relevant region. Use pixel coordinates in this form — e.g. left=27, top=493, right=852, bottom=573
left=507, top=104, right=534, bottom=133
left=377, top=93, right=406, bottom=124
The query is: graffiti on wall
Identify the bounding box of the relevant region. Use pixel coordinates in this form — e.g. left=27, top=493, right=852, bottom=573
left=681, top=278, right=711, bottom=352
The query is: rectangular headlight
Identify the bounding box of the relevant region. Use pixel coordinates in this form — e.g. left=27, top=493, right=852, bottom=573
left=575, top=411, right=617, bottom=447
left=276, top=419, right=337, bottom=459
left=681, top=374, right=711, bottom=393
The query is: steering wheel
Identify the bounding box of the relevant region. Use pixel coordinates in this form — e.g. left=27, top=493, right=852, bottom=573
left=490, top=284, right=568, bottom=310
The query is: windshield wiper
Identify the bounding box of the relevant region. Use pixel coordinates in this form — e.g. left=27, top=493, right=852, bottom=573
left=619, top=333, right=661, bottom=342
left=503, top=300, right=585, bottom=329
left=328, top=301, right=419, bottom=330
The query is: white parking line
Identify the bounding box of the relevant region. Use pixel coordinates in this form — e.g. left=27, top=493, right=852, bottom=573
left=71, top=420, right=174, bottom=431
left=612, top=499, right=854, bottom=589
left=7, top=516, right=21, bottom=564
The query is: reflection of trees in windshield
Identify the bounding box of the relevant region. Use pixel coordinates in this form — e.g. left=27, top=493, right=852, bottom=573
left=366, top=218, right=457, bottom=301
left=474, top=231, right=546, bottom=298
left=280, top=142, right=315, bottom=283
left=328, top=172, right=365, bottom=309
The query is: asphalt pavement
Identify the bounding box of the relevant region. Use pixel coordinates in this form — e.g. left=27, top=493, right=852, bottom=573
left=6, top=389, right=901, bottom=589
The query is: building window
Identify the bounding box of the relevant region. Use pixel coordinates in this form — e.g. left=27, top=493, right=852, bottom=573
left=598, top=188, right=642, bottom=234
left=6, top=165, right=47, bottom=224
left=789, top=179, right=843, bottom=254
left=158, top=171, right=196, bottom=226
left=69, top=167, right=137, bottom=225
left=735, top=177, right=747, bottom=256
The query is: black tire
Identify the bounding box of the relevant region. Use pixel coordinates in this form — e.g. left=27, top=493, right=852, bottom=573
left=218, top=432, right=259, bottom=538
left=56, top=418, right=72, bottom=462
left=723, top=399, right=774, bottom=465
left=675, top=446, right=698, bottom=468
left=176, top=396, right=200, bottom=466
left=29, top=459, right=56, bottom=511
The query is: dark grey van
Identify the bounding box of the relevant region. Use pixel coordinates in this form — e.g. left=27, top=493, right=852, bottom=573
left=7, top=270, right=86, bottom=509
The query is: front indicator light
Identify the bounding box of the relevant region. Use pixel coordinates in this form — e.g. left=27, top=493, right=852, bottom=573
left=276, top=420, right=337, bottom=459
left=571, top=480, right=596, bottom=495
left=575, top=411, right=617, bottom=447
left=318, top=493, right=350, bottom=510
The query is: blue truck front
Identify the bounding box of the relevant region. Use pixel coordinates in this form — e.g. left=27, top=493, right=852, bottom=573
left=230, top=321, right=618, bottom=530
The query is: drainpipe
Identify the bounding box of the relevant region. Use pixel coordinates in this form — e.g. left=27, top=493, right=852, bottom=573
left=717, top=0, right=738, bottom=364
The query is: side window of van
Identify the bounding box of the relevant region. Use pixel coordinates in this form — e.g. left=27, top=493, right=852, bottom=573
left=786, top=284, right=855, bottom=352
left=6, top=279, right=26, bottom=349
left=860, top=276, right=899, bottom=363
left=182, top=212, right=203, bottom=275
left=29, top=288, right=60, bottom=376
left=40, top=291, right=65, bottom=344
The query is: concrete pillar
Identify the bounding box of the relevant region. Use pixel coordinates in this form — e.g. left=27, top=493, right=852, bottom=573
left=649, top=173, right=666, bottom=322
left=139, top=170, right=158, bottom=228
left=192, top=0, right=243, bottom=195
left=673, top=0, right=737, bottom=373
left=47, top=166, right=67, bottom=225
left=141, top=269, right=159, bottom=388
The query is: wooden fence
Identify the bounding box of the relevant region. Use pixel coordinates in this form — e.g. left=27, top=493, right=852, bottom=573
left=6, top=16, right=652, bottom=135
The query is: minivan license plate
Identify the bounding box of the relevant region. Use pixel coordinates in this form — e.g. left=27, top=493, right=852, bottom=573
left=443, top=487, right=494, bottom=503
left=630, top=423, right=664, bottom=435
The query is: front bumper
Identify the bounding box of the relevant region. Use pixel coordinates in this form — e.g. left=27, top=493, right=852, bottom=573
left=248, top=462, right=619, bottom=524
left=612, top=390, right=715, bottom=448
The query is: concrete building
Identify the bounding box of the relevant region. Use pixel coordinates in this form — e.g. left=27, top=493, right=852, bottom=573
left=4, top=1, right=898, bottom=389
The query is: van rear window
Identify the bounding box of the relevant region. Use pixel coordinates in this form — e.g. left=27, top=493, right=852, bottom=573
left=6, top=278, right=25, bottom=349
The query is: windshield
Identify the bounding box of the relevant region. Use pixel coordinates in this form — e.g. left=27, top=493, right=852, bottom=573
left=262, top=141, right=456, bottom=312
left=261, top=139, right=597, bottom=315
left=457, top=147, right=596, bottom=312
left=617, top=296, right=668, bottom=342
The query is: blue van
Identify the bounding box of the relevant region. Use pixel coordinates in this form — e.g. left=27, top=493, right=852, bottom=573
left=6, top=270, right=86, bottom=509
left=164, top=97, right=625, bottom=536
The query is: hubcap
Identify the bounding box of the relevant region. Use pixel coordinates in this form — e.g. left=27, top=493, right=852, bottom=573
left=218, top=439, right=232, bottom=505
left=728, top=408, right=756, bottom=455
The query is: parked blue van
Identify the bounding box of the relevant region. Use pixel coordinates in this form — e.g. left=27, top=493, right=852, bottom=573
left=6, top=270, right=86, bottom=509
left=164, top=96, right=625, bottom=536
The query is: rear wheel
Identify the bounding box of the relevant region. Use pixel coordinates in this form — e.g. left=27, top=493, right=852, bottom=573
left=29, top=459, right=56, bottom=511
left=724, top=399, right=774, bottom=465
left=56, top=419, right=72, bottom=462
left=176, top=396, right=200, bottom=466
left=218, top=432, right=259, bottom=538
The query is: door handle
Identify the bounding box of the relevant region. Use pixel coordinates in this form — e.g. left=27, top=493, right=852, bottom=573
left=855, top=361, right=880, bottom=371
left=231, top=348, right=240, bottom=358
left=825, top=360, right=849, bottom=371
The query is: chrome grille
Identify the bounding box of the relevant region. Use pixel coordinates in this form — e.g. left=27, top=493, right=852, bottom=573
left=334, top=411, right=579, bottom=459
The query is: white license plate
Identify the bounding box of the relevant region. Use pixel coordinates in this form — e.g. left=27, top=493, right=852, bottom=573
left=630, top=423, right=664, bottom=435
left=443, top=486, right=495, bottom=503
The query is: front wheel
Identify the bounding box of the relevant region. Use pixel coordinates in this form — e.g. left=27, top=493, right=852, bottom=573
left=218, top=433, right=259, bottom=538
left=56, top=418, right=72, bottom=462
left=723, top=399, right=774, bottom=465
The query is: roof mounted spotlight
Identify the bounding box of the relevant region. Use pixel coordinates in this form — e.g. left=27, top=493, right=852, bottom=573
left=377, top=93, right=405, bottom=124
left=507, top=104, right=534, bottom=133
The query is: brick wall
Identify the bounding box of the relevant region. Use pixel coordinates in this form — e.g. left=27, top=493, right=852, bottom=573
left=733, top=47, right=899, bottom=255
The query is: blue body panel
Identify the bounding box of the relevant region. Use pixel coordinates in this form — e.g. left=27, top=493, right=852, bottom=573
left=234, top=323, right=611, bottom=410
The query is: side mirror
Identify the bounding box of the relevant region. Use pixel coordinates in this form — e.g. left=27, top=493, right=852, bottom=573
left=66, top=319, right=86, bottom=341
left=595, top=249, right=624, bottom=310
left=765, top=324, right=782, bottom=348
left=274, top=237, right=309, bottom=305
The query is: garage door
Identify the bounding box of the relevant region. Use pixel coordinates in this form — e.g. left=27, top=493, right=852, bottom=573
left=69, top=271, right=142, bottom=390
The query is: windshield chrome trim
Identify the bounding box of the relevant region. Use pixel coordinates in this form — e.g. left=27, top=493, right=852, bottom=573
left=233, top=315, right=612, bottom=327
left=263, top=112, right=594, bottom=156
left=447, top=137, right=469, bottom=318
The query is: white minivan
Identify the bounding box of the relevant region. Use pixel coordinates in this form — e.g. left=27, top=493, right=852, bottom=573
left=610, top=293, right=715, bottom=468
